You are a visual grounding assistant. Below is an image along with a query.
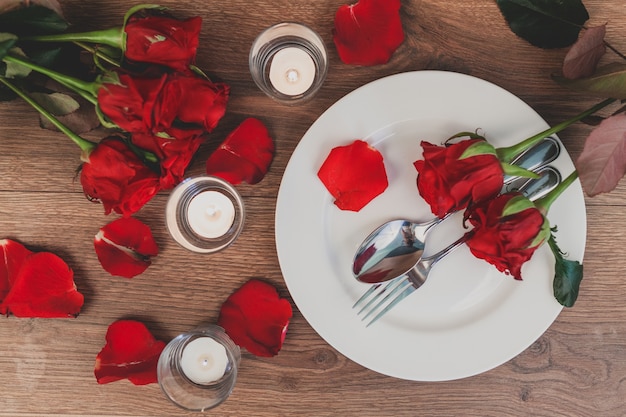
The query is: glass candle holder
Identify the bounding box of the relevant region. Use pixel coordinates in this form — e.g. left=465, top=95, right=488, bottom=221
left=157, top=325, right=241, bottom=412
left=249, top=22, right=328, bottom=104
left=165, top=176, right=245, bottom=253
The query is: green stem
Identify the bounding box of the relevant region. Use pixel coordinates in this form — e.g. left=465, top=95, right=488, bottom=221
left=74, top=41, right=121, bottom=68
left=23, top=27, right=124, bottom=50
left=496, top=98, right=616, bottom=163
left=0, top=77, right=96, bottom=154
left=3, top=54, right=99, bottom=103
left=535, top=171, right=579, bottom=214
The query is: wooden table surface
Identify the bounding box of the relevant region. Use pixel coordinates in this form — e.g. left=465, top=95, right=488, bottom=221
left=2, top=1, right=626, bottom=416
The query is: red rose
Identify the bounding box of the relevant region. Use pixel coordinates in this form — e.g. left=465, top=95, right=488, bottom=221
left=124, top=15, right=202, bottom=71
left=98, top=72, right=229, bottom=138
left=218, top=279, right=292, bottom=357
left=80, top=136, right=161, bottom=216
left=132, top=132, right=204, bottom=189
left=464, top=192, right=549, bottom=280
left=414, top=138, right=504, bottom=218
left=97, top=72, right=169, bottom=134
left=333, top=0, right=404, bottom=65
left=160, top=73, right=230, bottom=132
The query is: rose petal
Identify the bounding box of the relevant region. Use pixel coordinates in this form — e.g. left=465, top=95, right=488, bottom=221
left=333, top=0, right=404, bottom=65
left=94, top=217, right=159, bottom=278
left=0, top=252, right=84, bottom=318
left=218, top=279, right=292, bottom=357
left=0, top=239, right=33, bottom=309
left=94, top=320, right=166, bottom=385
left=317, top=139, right=388, bottom=211
left=206, top=118, right=274, bottom=185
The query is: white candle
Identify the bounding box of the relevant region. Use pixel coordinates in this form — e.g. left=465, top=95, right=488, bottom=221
left=186, top=191, right=235, bottom=239
left=269, top=47, right=316, bottom=96
left=180, top=337, right=229, bottom=385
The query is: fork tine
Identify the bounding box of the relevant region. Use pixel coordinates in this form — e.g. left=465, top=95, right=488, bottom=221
left=365, top=285, right=416, bottom=327
left=355, top=277, right=406, bottom=315
left=360, top=277, right=413, bottom=320
left=352, top=283, right=383, bottom=309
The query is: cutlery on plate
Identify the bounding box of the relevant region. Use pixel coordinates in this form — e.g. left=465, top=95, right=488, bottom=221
left=354, top=165, right=562, bottom=327
left=352, top=136, right=561, bottom=284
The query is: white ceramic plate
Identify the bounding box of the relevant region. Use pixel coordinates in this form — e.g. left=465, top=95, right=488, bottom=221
left=275, top=71, right=585, bottom=381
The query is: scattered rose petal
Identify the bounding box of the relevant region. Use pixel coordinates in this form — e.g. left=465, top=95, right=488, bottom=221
left=94, top=320, right=166, bottom=385
left=0, top=251, right=84, bottom=318
left=333, top=0, right=404, bottom=65
left=563, top=24, right=607, bottom=79
left=206, top=118, right=274, bottom=185
left=94, top=217, right=159, bottom=278
left=218, top=279, right=292, bottom=357
left=0, top=239, right=33, bottom=307
left=317, top=139, right=388, bottom=211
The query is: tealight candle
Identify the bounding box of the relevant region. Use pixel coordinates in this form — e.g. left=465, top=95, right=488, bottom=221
left=180, top=337, right=229, bottom=385
left=269, top=47, right=316, bottom=96
left=186, top=191, right=235, bottom=239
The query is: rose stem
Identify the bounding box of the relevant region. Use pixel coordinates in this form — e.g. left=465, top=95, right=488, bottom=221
left=535, top=170, right=579, bottom=215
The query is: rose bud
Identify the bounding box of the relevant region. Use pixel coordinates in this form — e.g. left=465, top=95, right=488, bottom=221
left=463, top=192, right=550, bottom=280
left=414, top=137, right=504, bottom=218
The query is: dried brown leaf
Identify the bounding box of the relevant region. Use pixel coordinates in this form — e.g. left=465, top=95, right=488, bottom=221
left=576, top=113, right=626, bottom=196
left=563, top=24, right=606, bottom=79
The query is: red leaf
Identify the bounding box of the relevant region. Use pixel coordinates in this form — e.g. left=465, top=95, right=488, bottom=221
left=0, top=252, right=84, bottom=318
left=333, top=0, right=404, bottom=65
left=218, top=279, right=292, bottom=357
left=576, top=113, right=626, bottom=196
left=206, top=118, right=274, bottom=184
left=94, top=217, right=159, bottom=278
left=0, top=239, right=33, bottom=309
left=317, top=139, right=388, bottom=211
left=563, top=25, right=607, bottom=79
left=94, top=320, right=166, bottom=385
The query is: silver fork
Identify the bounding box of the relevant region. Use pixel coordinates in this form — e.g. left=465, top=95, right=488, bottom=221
left=354, top=165, right=562, bottom=327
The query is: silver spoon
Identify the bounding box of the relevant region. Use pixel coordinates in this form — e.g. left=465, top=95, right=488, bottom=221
left=352, top=137, right=560, bottom=284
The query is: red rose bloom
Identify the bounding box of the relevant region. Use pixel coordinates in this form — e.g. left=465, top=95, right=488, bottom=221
left=124, top=15, right=202, bottom=71
left=333, top=0, right=404, bottom=65
left=98, top=72, right=168, bottom=134
left=414, top=138, right=504, bottom=218
left=464, top=192, right=549, bottom=280
left=218, top=279, right=292, bottom=357
left=80, top=136, right=161, bottom=216
left=98, top=72, right=229, bottom=139
left=158, top=73, right=230, bottom=133
left=132, top=132, right=204, bottom=189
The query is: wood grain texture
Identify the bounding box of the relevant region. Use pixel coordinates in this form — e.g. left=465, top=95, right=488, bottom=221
left=1, top=1, right=626, bottom=416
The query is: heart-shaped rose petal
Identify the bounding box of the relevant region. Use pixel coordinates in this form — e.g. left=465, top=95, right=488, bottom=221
left=94, top=320, right=166, bottom=385
left=94, top=217, right=159, bottom=278
left=317, top=139, right=388, bottom=211
left=218, top=279, right=292, bottom=357
left=206, top=118, right=274, bottom=185
left=0, top=251, right=84, bottom=318
left=333, top=0, right=404, bottom=65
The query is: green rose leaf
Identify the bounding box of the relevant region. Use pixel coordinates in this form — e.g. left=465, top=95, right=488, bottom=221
left=0, top=5, right=68, bottom=36
left=549, top=232, right=583, bottom=307
left=553, top=63, right=626, bottom=99
left=495, top=0, right=589, bottom=48
left=0, top=33, right=17, bottom=61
